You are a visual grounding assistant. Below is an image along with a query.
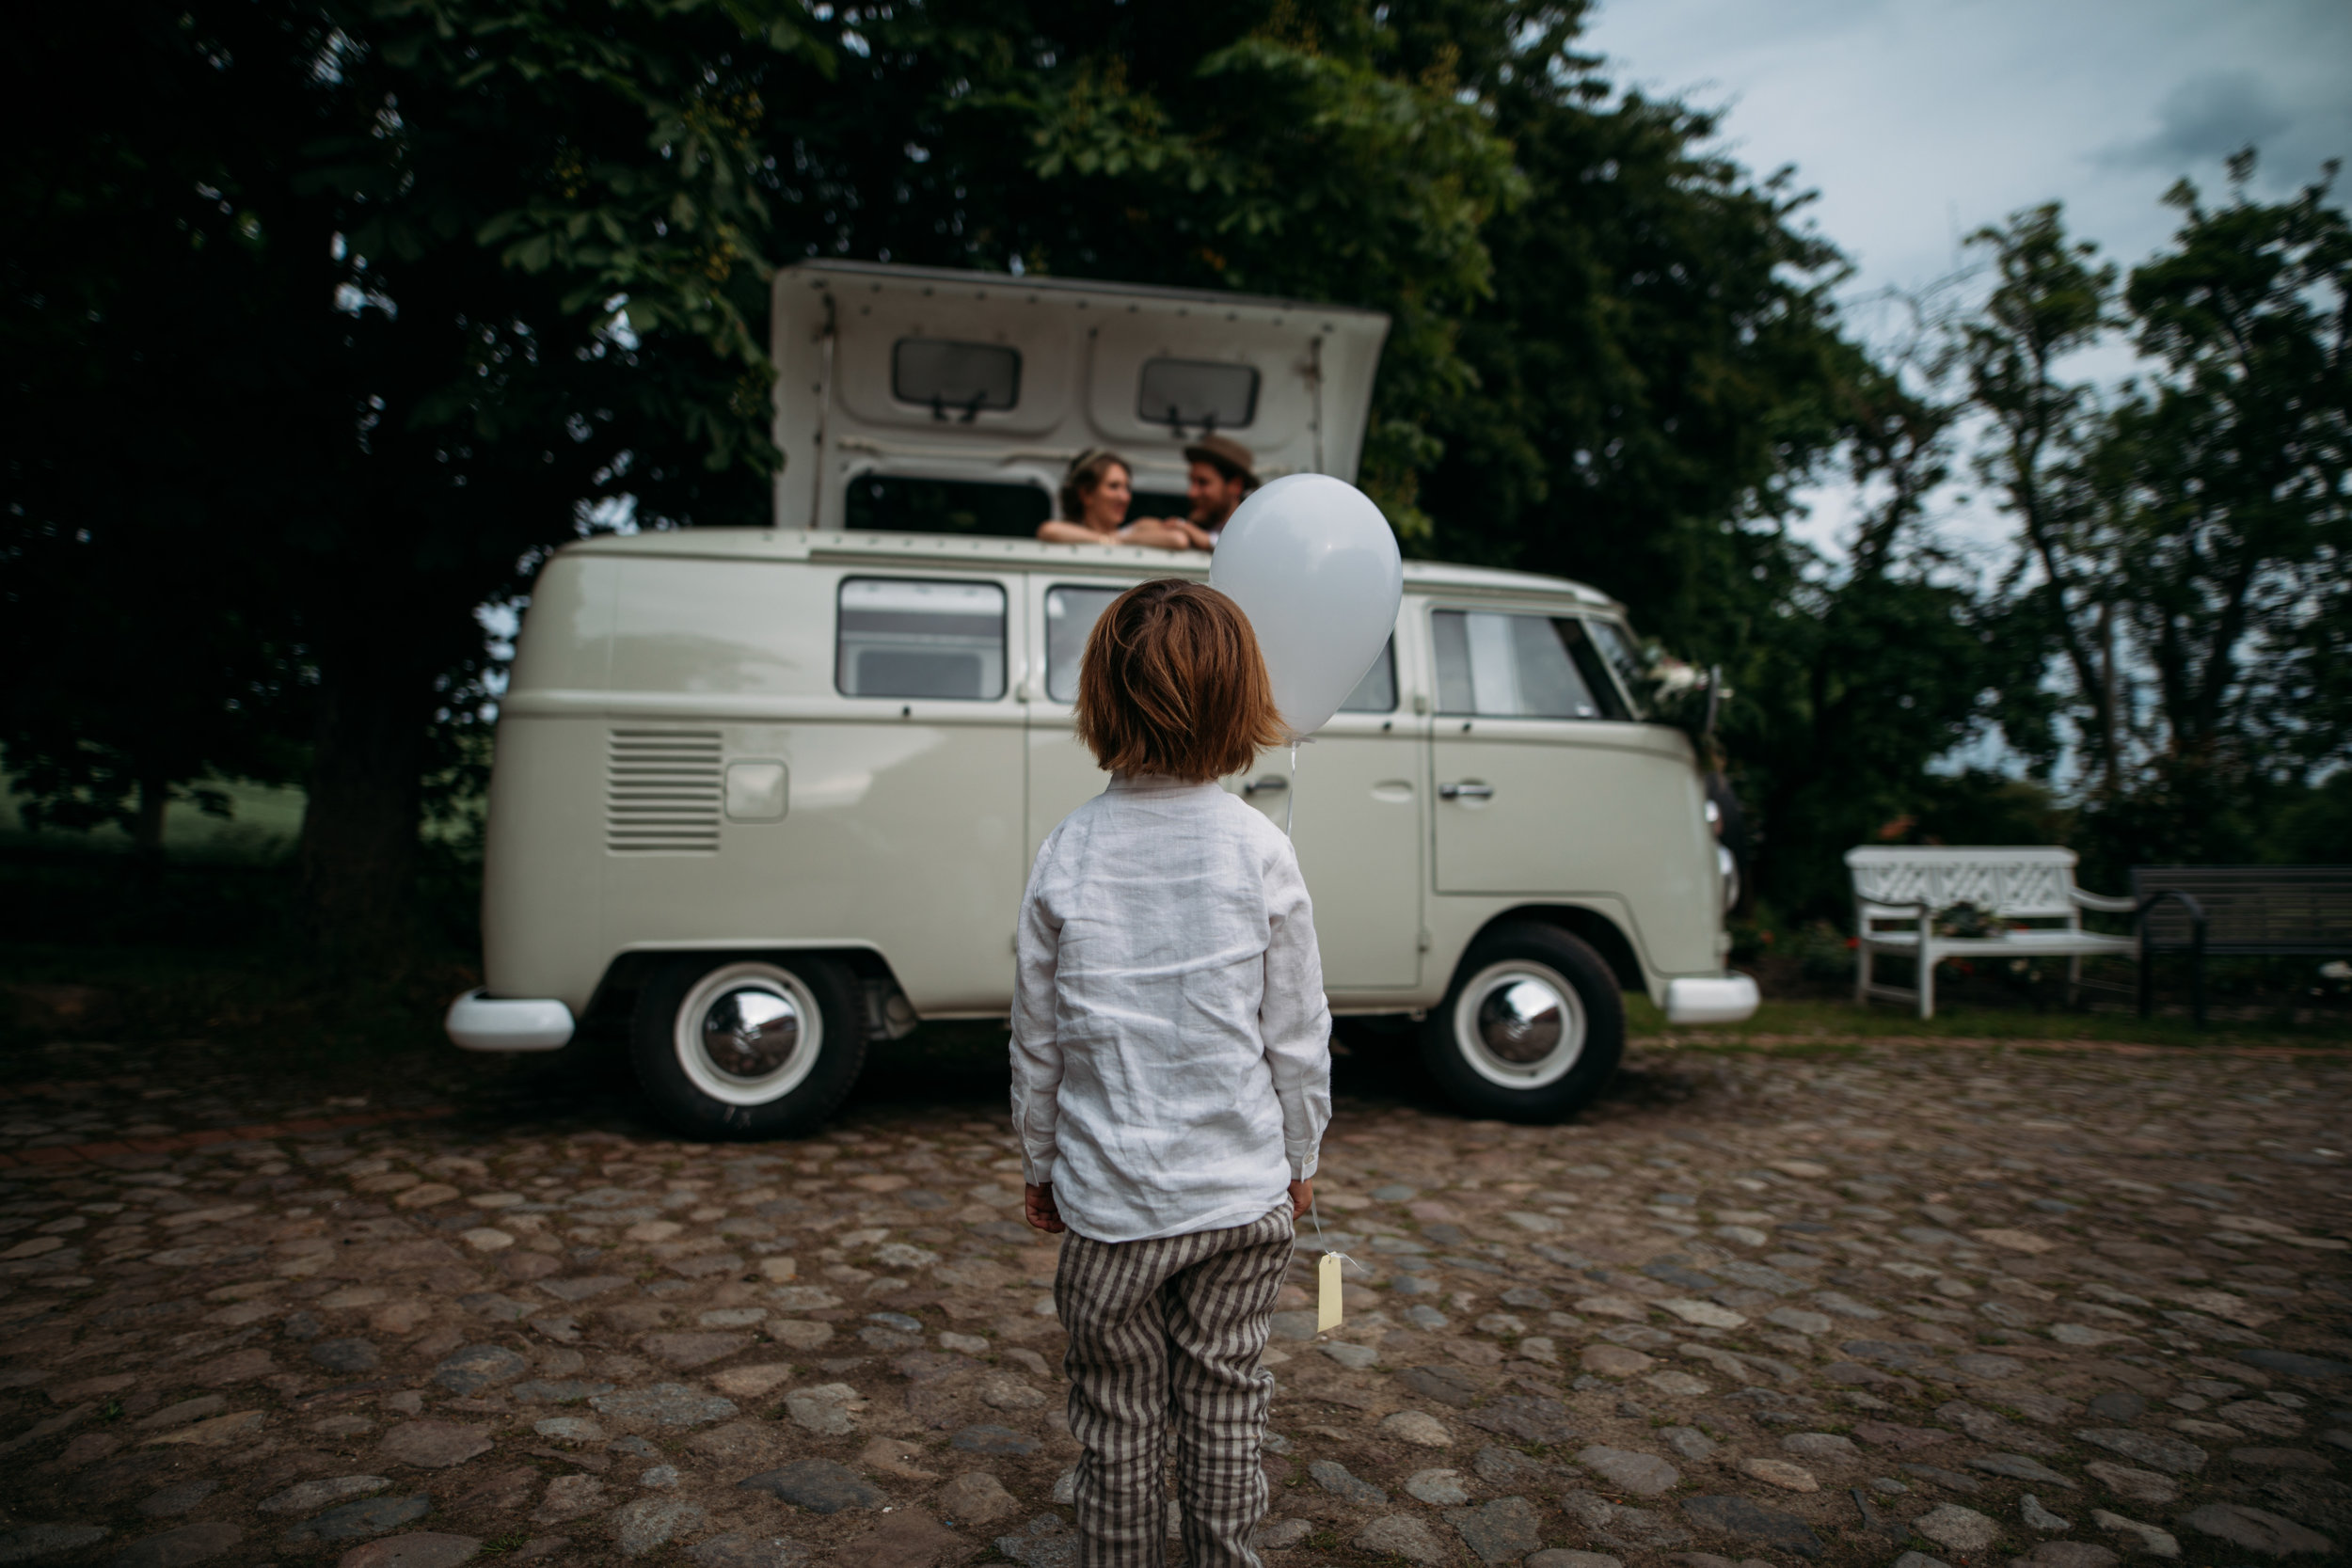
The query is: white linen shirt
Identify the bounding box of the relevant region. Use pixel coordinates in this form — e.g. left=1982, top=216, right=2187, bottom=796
left=1010, top=772, right=1333, bottom=1243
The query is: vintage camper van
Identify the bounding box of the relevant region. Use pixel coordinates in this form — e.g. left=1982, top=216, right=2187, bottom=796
left=446, top=261, right=1757, bottom=1138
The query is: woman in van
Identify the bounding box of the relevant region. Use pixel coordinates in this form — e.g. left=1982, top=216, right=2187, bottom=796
left=1037, top=449, right=1213, bottom=550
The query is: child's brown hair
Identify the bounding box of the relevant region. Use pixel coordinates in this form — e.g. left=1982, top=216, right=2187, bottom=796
left=1074, top=579, right=1285, bottom=782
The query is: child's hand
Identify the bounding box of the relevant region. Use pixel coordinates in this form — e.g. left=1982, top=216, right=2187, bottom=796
left=1289, top=1179, right=1312, bottom=1219
left=1024, top=1182, right=1066, bottom=1234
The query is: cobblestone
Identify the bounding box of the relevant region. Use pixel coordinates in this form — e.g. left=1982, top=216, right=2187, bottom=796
left=0, top=1034, right=2343, bottom=1562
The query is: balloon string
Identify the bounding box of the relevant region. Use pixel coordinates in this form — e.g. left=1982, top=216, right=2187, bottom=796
left=1284, top=742, right=1297, bottom=837
left=1308, top=1197, right=1364, bottom=1274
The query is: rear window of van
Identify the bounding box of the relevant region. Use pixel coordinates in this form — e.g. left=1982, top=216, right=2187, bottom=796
left=846, top=475, right=1049, bottom=537
left=836, top=578, right=1007, bottom=700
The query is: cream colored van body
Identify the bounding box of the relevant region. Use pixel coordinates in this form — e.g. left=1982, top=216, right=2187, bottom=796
left=450, top=262, right=1756, bottom=1134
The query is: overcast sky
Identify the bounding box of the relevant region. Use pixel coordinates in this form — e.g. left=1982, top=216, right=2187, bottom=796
left=1584, top=0, right=2352, bottom=309
left=1581, top=0, right=2352, bottom=559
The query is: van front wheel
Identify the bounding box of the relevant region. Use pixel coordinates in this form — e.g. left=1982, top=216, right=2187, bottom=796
left=630, top=956, right=866, bottom=1141
left=1421, top=924, right=1624, bottom=1122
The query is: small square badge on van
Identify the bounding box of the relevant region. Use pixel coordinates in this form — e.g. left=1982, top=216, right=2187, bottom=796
left=724, top=761, right=789, bottom=822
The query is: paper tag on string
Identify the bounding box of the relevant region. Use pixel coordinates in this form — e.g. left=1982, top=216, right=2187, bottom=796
left=1317, top=1252, right=1344, bottom=1333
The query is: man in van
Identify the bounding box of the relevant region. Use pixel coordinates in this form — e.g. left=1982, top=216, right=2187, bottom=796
left=1181, top=433, right=1258, bottom=543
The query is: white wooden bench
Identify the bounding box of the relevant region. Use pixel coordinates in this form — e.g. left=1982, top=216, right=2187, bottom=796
left=1846, top=846, right=2136, bottom=1019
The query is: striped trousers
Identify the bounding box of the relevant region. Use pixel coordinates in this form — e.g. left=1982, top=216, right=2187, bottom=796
left=1055, top=1205, right=1294, bottom=1568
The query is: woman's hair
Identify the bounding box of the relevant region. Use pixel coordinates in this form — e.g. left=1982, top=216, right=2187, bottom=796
left=1075, top=580, right=1285, bottom=782
left=1058, top=448, right=1129, bottom=527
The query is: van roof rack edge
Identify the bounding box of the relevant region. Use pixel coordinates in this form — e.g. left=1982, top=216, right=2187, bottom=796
left=780, top=259, right=1392, bottom=325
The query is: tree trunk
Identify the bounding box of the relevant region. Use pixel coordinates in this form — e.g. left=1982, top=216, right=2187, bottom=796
left=298, top=636, right=430, bottom=958
left=2097, top=601, right=2120, bottom=792
left=133, top=768, right=170, bottom=858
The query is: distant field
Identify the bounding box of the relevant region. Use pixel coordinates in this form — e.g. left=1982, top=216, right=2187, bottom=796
left=0, top=775, right=306, bottom=863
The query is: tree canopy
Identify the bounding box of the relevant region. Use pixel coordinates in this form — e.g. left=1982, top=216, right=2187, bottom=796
left=8, top=0, right=820, bottom=939
left=1960, top=162, right=2350, bottom=881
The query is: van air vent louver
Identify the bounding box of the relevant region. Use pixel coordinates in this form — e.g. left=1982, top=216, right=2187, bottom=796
left=606, top=729, right=723, bottom=853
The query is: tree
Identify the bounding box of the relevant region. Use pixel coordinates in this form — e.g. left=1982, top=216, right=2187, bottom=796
left=1714, top=358, right=2026, bottom=917
left=1417, top=24, right=1860, bottom=655
left=2, top=6, right=317, bottom=856
left=738, top=0, right=1522, bottom=536
left=8, top=0, right=1549, bottom=945
left=10, top=0, right=2012, bottom=938
left=7, top=0, right=824, bottom=945
left=1395, top=12, right=2000, bottom=915
left=1960, top=204, right=2128, bottom=796
left=1947, top=160, right=2351, bottom=876
left=0, top=526, right=304, bottom=857
left=2104, top=155, right=2350, bottom=782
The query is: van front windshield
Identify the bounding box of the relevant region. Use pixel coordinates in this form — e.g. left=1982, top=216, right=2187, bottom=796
left=1583, top=619, right=1649, bottom=719
left=1432, top=610, right=1631, bottom=721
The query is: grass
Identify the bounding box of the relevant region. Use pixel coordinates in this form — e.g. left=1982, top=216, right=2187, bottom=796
left=0, top=935, right=478, bottom=1078
left=0, top=773, right=481, bottom=863
left=0, top=776, right=307, bottom=863
left=10, top=936, right=2344, bottom=1100
left=3, top=819, right=2342, bottom=1087
left=1626, top=991, right=2351, bottom=1052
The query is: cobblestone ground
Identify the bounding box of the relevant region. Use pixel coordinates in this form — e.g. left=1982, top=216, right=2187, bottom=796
left=1, top=1034, right=2347, bottom=1568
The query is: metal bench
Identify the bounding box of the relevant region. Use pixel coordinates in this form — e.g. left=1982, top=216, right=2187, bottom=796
left=1847, top=846, right=2136, bottom=1020
left=2132, top=865, right=2352, bottom=1026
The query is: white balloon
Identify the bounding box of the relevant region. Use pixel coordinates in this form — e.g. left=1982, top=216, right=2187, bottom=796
left=1210, top=474, right=1404, bottom=740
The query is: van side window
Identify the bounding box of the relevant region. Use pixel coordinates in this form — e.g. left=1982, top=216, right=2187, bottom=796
left=836, top=578, right=1008, bottom=700
left=1430, top=610, right=1629, bottom=721
left=1044, top=584, right=1122, bottom=703
left=1338, top=636, right=1397, bottom=713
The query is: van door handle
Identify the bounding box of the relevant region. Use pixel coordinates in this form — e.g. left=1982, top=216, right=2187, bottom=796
left=1438, top=782, right=1494, bottom=800
left=1243, top=775, right=1289, bottom=797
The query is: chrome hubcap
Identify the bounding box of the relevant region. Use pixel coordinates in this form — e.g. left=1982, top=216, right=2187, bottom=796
left=674, top=963, right=825, bottom=1107
left=1454, top=960, right=1586, bottom=1089
left=699, top=986, right=803, bottom=1081
left=1477, top=978, right=1565, bottom=1063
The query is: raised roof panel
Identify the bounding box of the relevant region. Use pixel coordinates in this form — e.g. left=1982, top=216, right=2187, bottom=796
left=771, top=262, right=1389, bottom=531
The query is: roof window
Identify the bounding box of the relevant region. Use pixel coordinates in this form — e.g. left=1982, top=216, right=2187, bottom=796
left=893, top=339, right=1021, bottom=420
left=1137, top=358, right=1258, bottom=431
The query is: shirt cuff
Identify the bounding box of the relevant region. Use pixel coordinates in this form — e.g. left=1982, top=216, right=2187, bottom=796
left=1289, top=1147, right=1320, bottom=1181
left=1022, top=1151, right=1057, bottom=1186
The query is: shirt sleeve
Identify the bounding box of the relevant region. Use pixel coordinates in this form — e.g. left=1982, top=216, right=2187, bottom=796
left=1259, top=835, right=1333, bottom=1180
left=1009, top=842, right=1065, bottom=1187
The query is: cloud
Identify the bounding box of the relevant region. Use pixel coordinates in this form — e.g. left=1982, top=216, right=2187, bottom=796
left=2101, top=71, right=2293, bottom=173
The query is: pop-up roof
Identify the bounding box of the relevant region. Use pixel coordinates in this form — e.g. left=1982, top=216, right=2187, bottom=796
left=769, top=261, right=1391, bottom=534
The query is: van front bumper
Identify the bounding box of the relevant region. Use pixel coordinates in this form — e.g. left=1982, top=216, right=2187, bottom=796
left=1662, top=972, right=1760, bottom=1025
left=445, top=989, right=576, bottom=1052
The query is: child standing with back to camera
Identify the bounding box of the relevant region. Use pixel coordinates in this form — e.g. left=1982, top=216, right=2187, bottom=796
left=1010, top=578, right=1332, bottom=1568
